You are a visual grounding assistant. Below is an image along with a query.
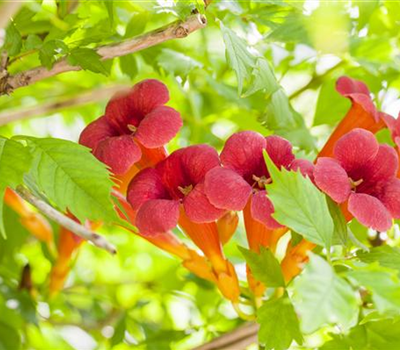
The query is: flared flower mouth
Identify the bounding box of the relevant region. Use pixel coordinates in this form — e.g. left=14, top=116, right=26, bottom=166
left=203, top=131, right=314, bottom=230
left=315, top=128, right=400, bottom=231
left=79, top=79, right=182, bottom=176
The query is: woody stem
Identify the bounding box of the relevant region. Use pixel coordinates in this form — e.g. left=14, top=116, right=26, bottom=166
left=16, top=186, right=117, bottom=255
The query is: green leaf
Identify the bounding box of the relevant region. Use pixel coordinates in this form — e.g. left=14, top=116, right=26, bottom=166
left=157, top=49, right=202, bottom=78
left=314, top=79, right=351, bottom=127
left=347, top=264, right=400, bottom=315
left=67, top=48, right=109, bottom=75
left=357, top=246, right=400, bottom=273
left=102, top=0, right=114, bottom=26
left=125, top=12, right=149, bottom=37
left=0, top=137, right=32, bottom=238
left=239, top=246, right=285, bottom=287
left=243, top=58, right=280, bottom=97
left=119, top=55, right=138, bottom=79
left=220, top=22, right=255, bottom=94
left=39, top=39, right=69, bottom=69
left=293, top=254, right=359, bottom=333
left=264, top=151, right=334, bottom=248
left=327, top=197, right=348, bottom=246
left=25, top=34, right=43, bottom=50
left=4, top=22, right=22, bottom=56
left=24, top=137, right=118, bottom=224
left=257, top=293, right=303, bottom=350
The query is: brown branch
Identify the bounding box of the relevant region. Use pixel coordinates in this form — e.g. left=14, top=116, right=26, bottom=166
left=0, top=14, right=207, bottom=95
left=0, top=1, right=23, bottom=32
left=0, top=84, right=130, bottom=126
left=193, top=323, right=259, bottom=350
left=16, top=186, right=117, bottom=255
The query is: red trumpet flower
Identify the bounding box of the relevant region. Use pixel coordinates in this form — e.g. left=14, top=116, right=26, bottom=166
left=318, top=76, right=386, bottom=158
left=79, top=79, right=182, bottom=177
left=203, top=131, right=314, bottom=232
left=315, top=128, right=400, bottom=231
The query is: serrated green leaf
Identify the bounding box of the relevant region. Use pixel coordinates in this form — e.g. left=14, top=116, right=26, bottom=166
left=243, top=58, right=280, bottom=97
left=24, top=137, right=117, bottom=224
left=157, top=49, right=202, bottom=78
left=264, top=151, right=334, bottom=248
left=357, top=246, right=400, bottom=273
left=257, top=293, right=303, bottom=350
left=347, top=264, right=400, bottom=315
left=25, top=34, right=43, bottom=50
left=239, top=246, right=284, bottom=287
left=220, top=22, right=255, bottom=94
left=67, top=48, right=109, bottom=75
left=0, top=137, right=32, bottom=238
left=293, top=254, right=359, bottom=333
left=39, top=39, right=69, bottom=69
left=327, top=197, right=348, bottom=246
left=4, top=22, right=22, bottom=56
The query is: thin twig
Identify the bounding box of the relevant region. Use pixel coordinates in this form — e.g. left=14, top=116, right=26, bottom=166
left=0, top=14, right=207, bottom=95
left=16, top=185, right=117, bottom=255
left=193, top=323, right=259, bottom=350
left=0, top=84, right=130, bottom=126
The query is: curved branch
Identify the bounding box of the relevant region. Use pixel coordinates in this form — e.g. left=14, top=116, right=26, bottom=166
left=0, top=84, right=130, bottom=126
left=193, top=323, right=258, bottom=350
left=0, top=14, right=207, bottom=95
left=16, top=185, right=117, bottom=255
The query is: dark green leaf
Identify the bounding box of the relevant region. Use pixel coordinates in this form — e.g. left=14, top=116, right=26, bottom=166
left=239, top=246, right=285, bottom=287
left=119, top=55, right=138, bottom=79
left=293, top=254, right=359, bottom=333
left=25, top=34, right=43, bottom=50
left=102, top=0, right=114, bottom=25
left=257, top=293, right=303, bottom=350
left=327, top=197, right=348, bottom=246
left=0, top=137, right=32, bottom=238
left=264, top=151, right=334, bottom=248
left=67, top=48, right=109, bottom=75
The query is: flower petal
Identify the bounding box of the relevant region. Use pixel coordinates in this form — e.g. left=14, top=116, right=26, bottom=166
left=183, top=183, right=225, bottom=223
left=314, top=157, right=351, bottom=203
left=105, top=80, right=170, bottom=134
left=79, top=116, right=117, bottom=150
left=135, top=106, right=182, bottom=148
left=94, top=135, right=142, bottom=175
left=220, top=131, right=266, bottom=182
left=336, top=76, right=378, bottom=122
left=290, top=158, right=314, bottom=181
left=250, top=191, right=284, bottom=229
left=382, top=113, right=400, bottom=148
left=334, top=128, right=379, bottom=174
left=362, top=144, right=399, bottom=186
left=265, top=135, right=295, bottom=169
left=204, top=167, right=252, bottom=211
left=130, top=79, right=170, bottom=115
left=127, top=168, right=169, bottom=210
left=135, top=199, right=179, bottom=236
left=376, top=179, right=400, bottom=219
left=156, top=145, right=220, bottom=198
left=348, top=193, right=392, bottom=231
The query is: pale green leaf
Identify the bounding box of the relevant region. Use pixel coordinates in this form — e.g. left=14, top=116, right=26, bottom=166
left=293, top=254, right=359, bottom=333
left=357, top=246, right=400, bottom=273
left=239, top=246, right=285, bottom=287
left=264, top=151, right=334, bottom=248
left=258, top=293, right=303, bottom=350
left=24, top=137, right=117, bottom=224
left=243, top=58, right=280, bottom=97
left=220, top=22, right=255, bottom=94
left=67, top=48, right=109, bottom=75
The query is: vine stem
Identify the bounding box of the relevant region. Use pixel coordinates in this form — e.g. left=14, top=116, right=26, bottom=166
left=15, top=185, right=117, bottom=255
left=0, top=14, right=207, bottom=95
